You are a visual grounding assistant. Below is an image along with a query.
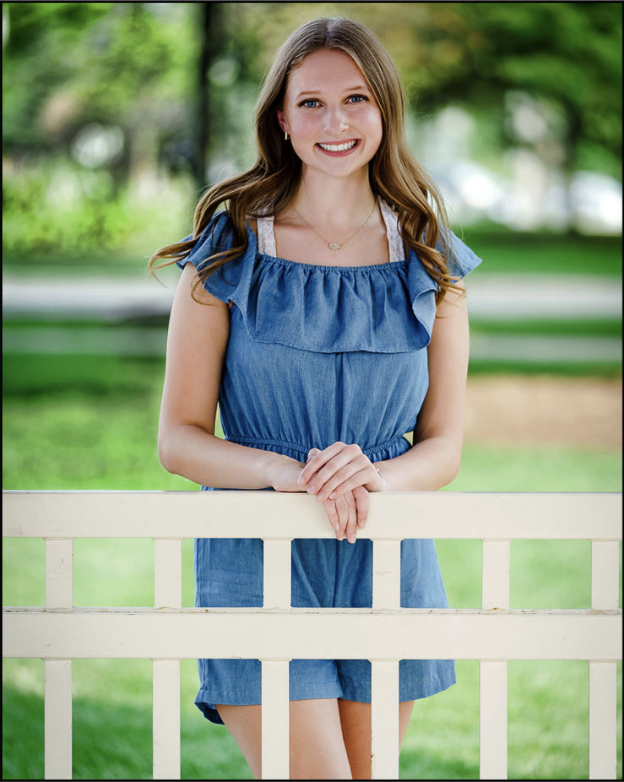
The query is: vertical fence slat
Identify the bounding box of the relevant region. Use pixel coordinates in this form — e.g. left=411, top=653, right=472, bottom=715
left=480, top=660, right=508, bottom=780
left=154, top=539, right=182, bottom=608
left=372, top=540, right=402, bottom=610
left=482, top=540, right=510, bottom=610
left=591, top=541, right=620, bottom=610
left=371, top=660, right=400, bottom=780
left=45, top=659, right=72, bottom=780
left=481, top=540, right=509, bottom=780
left=261, top=660, right=290, bottom=779
left=45, top=539, right=73, bottom=610
left=153, top=659, right=181, bottom=780
left=263, top=539, right=292, bottom=608
left=589, top=661, right=617, bottom=779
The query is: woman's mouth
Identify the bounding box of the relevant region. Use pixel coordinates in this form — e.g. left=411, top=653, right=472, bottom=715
left=316, top=139, right=360, bottom=156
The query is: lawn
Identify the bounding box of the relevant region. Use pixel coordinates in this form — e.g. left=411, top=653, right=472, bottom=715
left=3, top=228, right=622, bottom=277
left=2, top=352, right=622, bottom=779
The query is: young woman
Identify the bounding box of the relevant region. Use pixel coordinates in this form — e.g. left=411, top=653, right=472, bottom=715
left=150, top=16, right=481, bottom=780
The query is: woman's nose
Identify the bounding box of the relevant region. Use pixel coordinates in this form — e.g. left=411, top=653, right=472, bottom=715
left=323, top=105, right=349, bottom=136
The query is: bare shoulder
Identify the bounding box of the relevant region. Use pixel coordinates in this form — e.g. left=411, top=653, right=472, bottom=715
left=173, top=262, right=230, bottom=319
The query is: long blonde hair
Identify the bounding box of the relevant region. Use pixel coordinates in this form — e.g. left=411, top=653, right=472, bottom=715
left=149, top=17, right=456, bottom=300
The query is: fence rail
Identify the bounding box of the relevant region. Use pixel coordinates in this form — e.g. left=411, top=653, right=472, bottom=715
left=2, top=490, right=622, bottom=780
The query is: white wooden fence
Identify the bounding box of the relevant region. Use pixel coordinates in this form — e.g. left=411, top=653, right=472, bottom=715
left=2, top=490, right=621, bottom=780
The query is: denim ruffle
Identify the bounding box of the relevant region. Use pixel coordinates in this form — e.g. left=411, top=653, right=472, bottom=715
left=178, top=210, right=481, bottom=355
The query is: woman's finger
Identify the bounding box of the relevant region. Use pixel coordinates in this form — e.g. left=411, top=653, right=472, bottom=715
left=345, top=493, right=358, bottom=544
left=333, top=494, right=351, bottom=542
left=353, top=485, right=370, bottom=529
left=298, top=442, right=356, bottom=487
left=319, top=460, right=382, bottom=501
left=303, top=445, right=366, bottom=496
left=323, top=497, right=339, bottom=534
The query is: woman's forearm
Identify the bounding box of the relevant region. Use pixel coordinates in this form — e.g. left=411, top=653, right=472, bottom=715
left=376, top=435, right=462, bottom=492
left=158, top=424, right=300, bottom=490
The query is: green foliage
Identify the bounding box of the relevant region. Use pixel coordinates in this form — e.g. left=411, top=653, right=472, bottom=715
left=3, top=3, right=195, bottom=149
left=2, top=157, right=194, bottom=259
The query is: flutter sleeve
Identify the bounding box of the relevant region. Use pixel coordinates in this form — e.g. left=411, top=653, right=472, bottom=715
left=436, top=228, right=483, bottom=280
left=176, top=210, right=249, bottom=303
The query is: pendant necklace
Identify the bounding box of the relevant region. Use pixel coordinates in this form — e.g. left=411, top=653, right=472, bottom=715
left=291, top=199, right=377, bottom=251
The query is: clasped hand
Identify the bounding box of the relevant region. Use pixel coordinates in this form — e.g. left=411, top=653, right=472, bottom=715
left=297, top=442, right=384, bottom=544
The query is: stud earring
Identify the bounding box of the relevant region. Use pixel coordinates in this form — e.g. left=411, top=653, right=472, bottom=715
left=284, top=131, right=289, bottom=140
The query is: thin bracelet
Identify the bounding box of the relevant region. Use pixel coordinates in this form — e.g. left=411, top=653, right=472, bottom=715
left=374, top=466, right=386, bottom=491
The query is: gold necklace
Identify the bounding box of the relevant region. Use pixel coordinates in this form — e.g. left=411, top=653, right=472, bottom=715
left=291, top=199, right=377, bottom=251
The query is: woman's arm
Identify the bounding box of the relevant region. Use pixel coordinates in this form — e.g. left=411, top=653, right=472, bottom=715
left=298, top=283, right=470, bottom=498
left=157, top=263, right=305, bottom=490
left=379, top=282, right=470, bottom=491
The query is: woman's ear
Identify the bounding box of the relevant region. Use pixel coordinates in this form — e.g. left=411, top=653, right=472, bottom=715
left=277, top=109, right=287, bottom=134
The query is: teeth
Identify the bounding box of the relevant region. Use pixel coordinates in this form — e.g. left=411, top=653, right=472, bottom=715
left=318, top=140, right=357, bottom=152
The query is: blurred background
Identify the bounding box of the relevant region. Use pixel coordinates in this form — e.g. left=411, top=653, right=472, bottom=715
left=3, top=3, right=622, bottom=780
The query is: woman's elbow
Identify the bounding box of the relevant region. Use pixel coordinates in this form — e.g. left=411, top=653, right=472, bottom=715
left=443, top=453, right=462, bottom=487
left=157, top=431, right=180, bottom=475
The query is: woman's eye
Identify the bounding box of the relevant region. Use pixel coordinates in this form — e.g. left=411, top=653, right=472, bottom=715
left=348, top=94, right=368, bottom=104
left=299, top=99, right=319, bottom=109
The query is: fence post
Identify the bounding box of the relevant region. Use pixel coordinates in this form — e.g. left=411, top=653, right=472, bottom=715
left=44, top=660, right=73, bottom=780
left=44, top=538, right=73, bottom=779
left=261, top=539, right=292, bottom=778
left=480, top=539, right=510, bottom=780
left=263, top=539, right=292, bottom=609
left=589, top=539, right=619, bottom=779
left=371, top=660, right=400, bottom=780
left=46, top=538, right=73, bottom=610
left=153, top=660, right=181, bottom=780
left=152, top=539, right=182, bottom=779
left=372, top=539, right=401, bottom=610
left=371, top=539, right=401, bottom=779
left=154, top=538, right=182, bottom=609
left=261, top=660, right=290, bottom=779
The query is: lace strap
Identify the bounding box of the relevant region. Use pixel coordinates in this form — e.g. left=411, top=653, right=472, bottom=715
left=379, top=200, right=405, bottom=263
left=256, top=215, right=277, bottom=257
left=258, top=203, right=403, bottom=262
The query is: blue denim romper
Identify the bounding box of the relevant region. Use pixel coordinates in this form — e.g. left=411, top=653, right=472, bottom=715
left=177, top=203, right=482, bottom=724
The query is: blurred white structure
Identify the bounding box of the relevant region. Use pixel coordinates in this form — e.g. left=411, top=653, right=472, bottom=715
left=407, top=104, right=622, bottom=234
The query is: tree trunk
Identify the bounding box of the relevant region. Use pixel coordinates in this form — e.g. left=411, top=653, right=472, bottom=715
left=194, top=2, right=222, bottom=193
left=563, top=102, right=582, bottom=236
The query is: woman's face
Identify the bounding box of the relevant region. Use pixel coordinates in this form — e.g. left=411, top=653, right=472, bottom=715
left=277, top=49, right=383, bottom=182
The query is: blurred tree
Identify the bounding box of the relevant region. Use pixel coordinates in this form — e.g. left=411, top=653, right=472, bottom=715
left=226, top=3, right=621, bottom=178
left=364, top=3, right=622, bottom=178
left=3, top=2, right=196, bottom=182
left=2, top=2, right=621, bottom=259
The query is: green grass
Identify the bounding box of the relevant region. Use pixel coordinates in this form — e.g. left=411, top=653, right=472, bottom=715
left=458, top=228, right=622, bottom=276
left=3, top=228, right=623, bottom=277
left=469, top=318, right=622, bottom=338
left=2, top=351, right=622, bottom=779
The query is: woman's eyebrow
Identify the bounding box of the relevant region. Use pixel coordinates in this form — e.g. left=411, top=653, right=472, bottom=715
left=295, top=85, right=369, bottom=99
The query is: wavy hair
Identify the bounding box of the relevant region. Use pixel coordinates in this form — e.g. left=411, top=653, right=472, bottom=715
left=148, top=17, right=457, bottom=301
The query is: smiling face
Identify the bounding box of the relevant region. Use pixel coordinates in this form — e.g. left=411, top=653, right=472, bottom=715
left=277, top=49, right=383, bottom=182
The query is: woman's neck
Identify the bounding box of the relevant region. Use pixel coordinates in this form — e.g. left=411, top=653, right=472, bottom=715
left=289, top=168, right=376, bottom=231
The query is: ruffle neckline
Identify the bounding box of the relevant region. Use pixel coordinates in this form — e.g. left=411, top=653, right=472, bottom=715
left=179, top=210, right=481, bottom=354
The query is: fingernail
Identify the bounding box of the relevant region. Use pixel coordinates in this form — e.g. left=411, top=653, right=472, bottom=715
left=329, top=492, right=336, bottom=500
left=308, top=485, right=316, bottom=494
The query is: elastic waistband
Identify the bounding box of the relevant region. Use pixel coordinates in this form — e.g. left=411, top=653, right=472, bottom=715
left=225, top=434, right=408, bottom=459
